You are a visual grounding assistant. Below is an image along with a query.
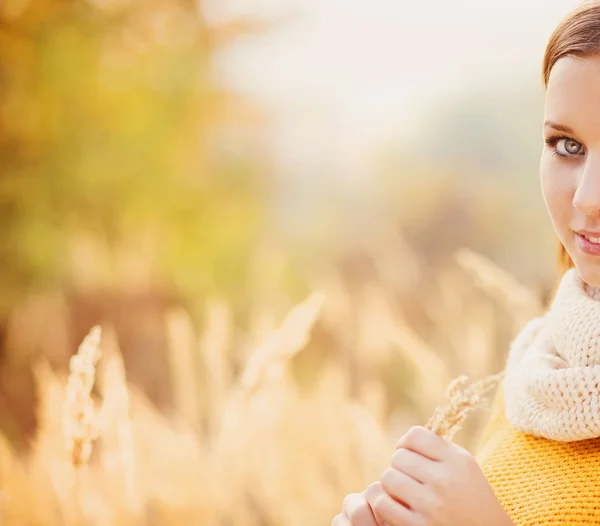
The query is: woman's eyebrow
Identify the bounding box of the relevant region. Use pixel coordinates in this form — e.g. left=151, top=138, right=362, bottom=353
left=544, top=120, right=575, bottom=133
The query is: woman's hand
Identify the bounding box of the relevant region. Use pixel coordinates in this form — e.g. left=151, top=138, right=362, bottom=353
left=365, top=426, right=514, bottom=526
left=331, top=491, right=377, bottom=526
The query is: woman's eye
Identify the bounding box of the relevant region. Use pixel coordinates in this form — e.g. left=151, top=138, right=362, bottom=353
left=557, top=138, right=584, bottom=156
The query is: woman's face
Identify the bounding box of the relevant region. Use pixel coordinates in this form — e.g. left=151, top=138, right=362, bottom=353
left=542, top=55, right=600, bottom=287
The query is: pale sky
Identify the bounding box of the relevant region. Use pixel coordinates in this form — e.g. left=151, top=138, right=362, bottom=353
left=203, top=0, right=581, bottom=179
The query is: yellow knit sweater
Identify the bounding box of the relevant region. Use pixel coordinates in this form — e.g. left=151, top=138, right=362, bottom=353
left=475, top=380, right=600, bottom=525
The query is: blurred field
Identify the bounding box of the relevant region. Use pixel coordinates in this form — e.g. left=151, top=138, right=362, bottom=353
left=0, top=0, right=562, bottom=524
left=0, top=241, right=548, bottom=525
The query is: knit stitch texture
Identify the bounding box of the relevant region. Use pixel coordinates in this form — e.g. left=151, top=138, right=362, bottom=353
left=475, top=267, right=600, bottom=524
left=476, top=381, right=600, bottom=525
left=503, top=267, right=600, bottom=441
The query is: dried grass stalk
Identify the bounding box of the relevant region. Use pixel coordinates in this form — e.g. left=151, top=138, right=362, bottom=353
left=239, top=291, right=326, bottom=397
left=98, top=329, right=140, bottom=515
left=62, top=326, right=103, bottom=469
left=215, top=292, right=325, bottom=449
left=454, top=247, right=542, bottom=322
left=425, top=370, right=505, bottom=442
left=199, top=298, right=232, bottom=441
left=165, top=308, right=201, bottom=431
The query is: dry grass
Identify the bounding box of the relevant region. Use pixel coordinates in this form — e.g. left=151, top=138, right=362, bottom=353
left=425, top=371, right=506, bottom=442
left=63, top=326, right=103, bottom=470
left=0, top=247, right=542, bottom=525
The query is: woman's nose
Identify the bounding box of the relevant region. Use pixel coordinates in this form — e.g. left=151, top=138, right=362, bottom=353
left=573, top=162, right=600, bottom=215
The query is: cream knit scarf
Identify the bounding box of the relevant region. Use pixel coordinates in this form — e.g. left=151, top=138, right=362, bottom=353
left=503, top=267, right=600, bottom=441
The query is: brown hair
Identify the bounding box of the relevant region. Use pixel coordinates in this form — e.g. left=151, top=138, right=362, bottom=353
left=542, top=1, right=600, bottom=282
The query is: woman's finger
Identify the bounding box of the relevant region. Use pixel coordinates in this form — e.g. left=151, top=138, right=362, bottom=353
left=395, top=426, right=451, bottom=462
left=342, top=492, right=378, bottom=526
left=381, top=466, right=430, bottom=512
left=390, top=447, right=437, bottom=486
left=364, top=481, right=414, bottom=525
left=332, top=513, right=351, bottom=526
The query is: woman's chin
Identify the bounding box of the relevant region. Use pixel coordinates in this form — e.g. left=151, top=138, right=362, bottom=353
left=573, top=259, right=600, bottom=289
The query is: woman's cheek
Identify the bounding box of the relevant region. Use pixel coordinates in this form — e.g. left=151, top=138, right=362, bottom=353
left=540, top=157, right=575, bottom=240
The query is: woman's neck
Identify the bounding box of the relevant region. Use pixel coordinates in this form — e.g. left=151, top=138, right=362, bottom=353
left=583, top=280, right=600, bottom=300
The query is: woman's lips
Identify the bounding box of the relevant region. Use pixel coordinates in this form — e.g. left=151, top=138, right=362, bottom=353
left=576, top=232, right=600, bottom=256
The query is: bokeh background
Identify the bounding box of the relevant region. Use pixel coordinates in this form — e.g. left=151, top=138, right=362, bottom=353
left=0, top=0, right=581, bottom=524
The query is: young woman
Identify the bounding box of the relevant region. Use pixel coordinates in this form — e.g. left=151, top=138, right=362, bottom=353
left=332, top=2, right=600, bottom=525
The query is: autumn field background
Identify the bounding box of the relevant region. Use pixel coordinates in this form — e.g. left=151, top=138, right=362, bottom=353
left=0, top=0, right=580, bottom=524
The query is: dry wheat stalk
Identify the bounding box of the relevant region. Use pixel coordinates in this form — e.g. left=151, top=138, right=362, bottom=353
left=165, top=308, right=201, bottom=431
left=238, top=291, right=326, bottom=397
left=425, top=370, right=506, bottom=442
left=454, top=247, right=542, bottom=322
left=200, top=298, right=232, bottom=442
left=62, top=325, right=103, bottom=469
left=98, top=329, right=140, bottom=515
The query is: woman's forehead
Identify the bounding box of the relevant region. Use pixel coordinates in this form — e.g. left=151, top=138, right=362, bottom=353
left=545, top=55, right=600, bottom=136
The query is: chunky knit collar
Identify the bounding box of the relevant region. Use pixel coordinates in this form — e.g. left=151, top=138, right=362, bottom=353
left=503, top=267, right=600, bottom=441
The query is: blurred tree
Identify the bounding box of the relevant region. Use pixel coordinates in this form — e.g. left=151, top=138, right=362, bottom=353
left=0, top=0, right=275, bottom=443
left=0, top=0, right=271, bottom=316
